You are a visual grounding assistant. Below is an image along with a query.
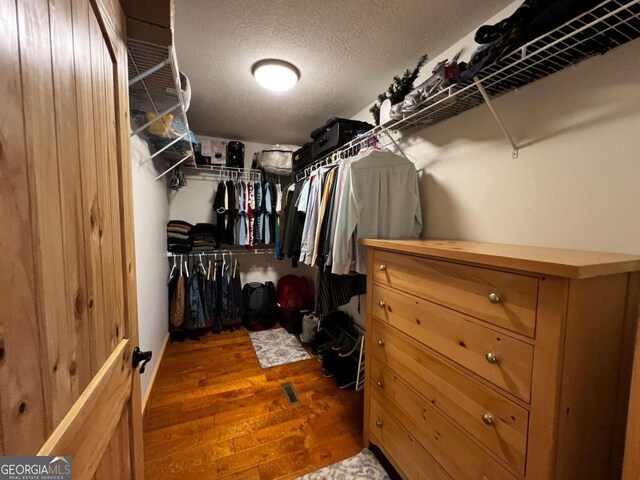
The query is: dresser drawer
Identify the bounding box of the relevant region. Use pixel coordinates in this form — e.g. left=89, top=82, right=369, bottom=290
left=370, top=318, right=528, bottom=474
left=371, top=371, right=519, bottom=480
left=369, top=397, right=452, bottom=480
left=372, top=249, right=539, bottom=337
left=372, top=284, right=534, bottom=402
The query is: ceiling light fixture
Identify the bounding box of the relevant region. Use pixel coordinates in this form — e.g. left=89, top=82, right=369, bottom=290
left=251, top=59, right=300, bottom=92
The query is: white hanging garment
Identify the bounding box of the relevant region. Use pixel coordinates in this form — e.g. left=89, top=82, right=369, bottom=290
left=331, top=149, right=422, bottom=275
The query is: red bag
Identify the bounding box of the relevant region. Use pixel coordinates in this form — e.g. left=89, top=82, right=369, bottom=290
left=277, top=275, right=313, bottom=311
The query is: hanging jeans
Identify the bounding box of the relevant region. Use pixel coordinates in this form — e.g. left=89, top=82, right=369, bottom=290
left=188, top=273, right=205, bottom=328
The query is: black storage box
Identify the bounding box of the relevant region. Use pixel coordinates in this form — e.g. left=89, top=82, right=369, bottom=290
left=292, top=142, right=314, bottom=172
left=310, top=117, right=373, bottom=160
left=226, top=141, right=245, bottom=168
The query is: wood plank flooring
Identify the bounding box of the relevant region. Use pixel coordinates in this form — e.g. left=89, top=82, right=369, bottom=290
left=143, top=329, right=364, bottom=479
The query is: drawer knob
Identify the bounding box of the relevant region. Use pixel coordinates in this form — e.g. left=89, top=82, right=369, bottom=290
left=376, top=380, right=384, bottom=388
left=378, top=264, right=387, bottom=271
left=482, top=414, right=495, bottom=426
left=378, top=300, right=386, bottom=308
left=376, top=420, right=383, bottom=428
left=488, top=292, right=502, bottom=304
left=485, top=352, right=499, bottom=364
left=377, top=339, right=385, bottom=347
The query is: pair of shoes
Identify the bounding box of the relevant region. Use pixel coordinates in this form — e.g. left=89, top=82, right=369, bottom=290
left=336, top=358, right=359, bottom=389
left=321, top=350, right=359, bottom=390
left=338, top=334, right=361, bottom=358
left=310, top=328, right=333, bottom=355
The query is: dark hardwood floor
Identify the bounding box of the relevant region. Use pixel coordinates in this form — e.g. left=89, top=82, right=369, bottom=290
left=143, top=329, right=364, bottom=479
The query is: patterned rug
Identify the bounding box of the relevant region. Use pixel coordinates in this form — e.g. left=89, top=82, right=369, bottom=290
left=296, top=449, right=390, bottom=480
left=249, top=328, right=311, bottom=369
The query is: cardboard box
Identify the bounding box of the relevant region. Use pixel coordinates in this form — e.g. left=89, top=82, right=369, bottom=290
left=126, top=17, right=173, bottom=46
left=122, top=0, right=174, bottom=29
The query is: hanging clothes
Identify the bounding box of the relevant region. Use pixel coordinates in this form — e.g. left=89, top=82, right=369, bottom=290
left=247, top=182, right=254, bottom=248
left=331, top=149, right=422, bottom=275
left=225, top=180, right=236, bottom=245
left=312, top=166, right=337, bottom=266
left=317, top=169, right=339, bottom=268
left=239, top=181, right=247, bottom=246
left=315, top=269, right=367, bottom=316
left=188, top=265, right=205, bottom=328
left=263, top=182, right=272, bottom=245
left=297, top=174, right=319, bottom=264
left=170, top=269, right=185, bottom=327
left=213, top=181, right=226, bottom=248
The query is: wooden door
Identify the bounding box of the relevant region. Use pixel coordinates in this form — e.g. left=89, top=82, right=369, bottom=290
left=0, top=0, right=144, bottom=478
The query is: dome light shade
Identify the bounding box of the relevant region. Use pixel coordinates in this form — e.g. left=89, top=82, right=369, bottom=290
left=252, top=59, right=300, bottom=92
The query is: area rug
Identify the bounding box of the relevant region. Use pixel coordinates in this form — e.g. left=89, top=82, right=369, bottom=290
left=296, top=448, right=390, bottom=480
left=249, top=328, right=311, bottom=369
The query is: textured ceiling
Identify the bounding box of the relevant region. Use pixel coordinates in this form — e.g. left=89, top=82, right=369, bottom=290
left=175, top=0, right=512, bottom=145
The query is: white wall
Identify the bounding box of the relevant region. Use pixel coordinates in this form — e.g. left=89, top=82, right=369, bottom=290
left=352, top=1, right=640, bottom=256
left=130, top=135, right=171, bottom=404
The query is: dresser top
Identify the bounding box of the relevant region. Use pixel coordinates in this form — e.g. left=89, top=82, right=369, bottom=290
left=360, top=239, right=640, bottom=279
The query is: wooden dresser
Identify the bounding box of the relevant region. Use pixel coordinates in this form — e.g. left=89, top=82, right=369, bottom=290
left=360, top=239, right=640, bottom=480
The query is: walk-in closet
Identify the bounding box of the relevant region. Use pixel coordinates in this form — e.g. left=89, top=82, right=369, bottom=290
left=2, top=0, right=640, bottom=479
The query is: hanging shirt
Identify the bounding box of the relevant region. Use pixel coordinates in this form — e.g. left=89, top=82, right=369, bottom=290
left=247, top=182, right=254, bottom=248
left=312, top=167, right=337, bottom=266
left=331, top=150, right=422, bottom=275
left=213, top=182, right=226, bottom=248
left=239, top=181, right=247, bottom=246
left=325, top=151, right=366, bottom=267
left=264, top=182, right=272, bottom=244
left=299, top=171, right=325, bottom=265
left=275, top=183, right=283, bottom=214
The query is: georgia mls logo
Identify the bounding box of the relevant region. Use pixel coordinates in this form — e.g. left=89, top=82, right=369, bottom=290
left=0, top=456, right=72, bottom=480
left=49, top=457, right=71, bottom=474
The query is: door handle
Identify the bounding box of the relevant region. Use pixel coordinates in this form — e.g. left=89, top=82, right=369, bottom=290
left=132, top=347, right=153, bottom=374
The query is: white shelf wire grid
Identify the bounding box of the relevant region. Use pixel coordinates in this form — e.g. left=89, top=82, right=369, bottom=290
left=127, top=38, right=196, bottom=179
left=294, top=0, right=640, bottom=181
left=390, top=0, right=640, bottom=133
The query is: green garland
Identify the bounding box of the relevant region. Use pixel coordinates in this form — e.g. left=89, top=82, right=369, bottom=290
left=370, top=54, right=428, bottom=125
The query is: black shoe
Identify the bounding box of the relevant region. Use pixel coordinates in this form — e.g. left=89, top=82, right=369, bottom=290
left=319, top=331, right=346, bottom=354
left=322, top=367, right=334, bottom=378
left=311, top=329, right=333, bottom=354
left=339, top=334, right=361, bottom=357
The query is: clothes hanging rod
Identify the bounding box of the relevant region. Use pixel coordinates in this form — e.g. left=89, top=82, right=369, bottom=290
left=294, top=132, right=399, bottom=182
left=166, top=248, right=275, bottom=257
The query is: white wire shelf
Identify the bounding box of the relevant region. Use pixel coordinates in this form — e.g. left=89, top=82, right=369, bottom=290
left=294, top=0, right=640, bottom=179
left=182, top=165, right=264, bottom=183
left=386, top=0, right=640, bottom=151
left=127, top=38, right=197, bottom=180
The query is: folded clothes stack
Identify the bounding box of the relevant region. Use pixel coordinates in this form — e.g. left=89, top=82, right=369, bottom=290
left=167, top=220, right=193, bottom=253
left=190, top=223, right=217, bottom=252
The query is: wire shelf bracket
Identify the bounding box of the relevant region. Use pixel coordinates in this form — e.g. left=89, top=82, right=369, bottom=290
left=473, top=77, right=519, bottom=158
